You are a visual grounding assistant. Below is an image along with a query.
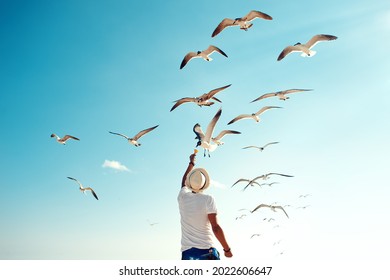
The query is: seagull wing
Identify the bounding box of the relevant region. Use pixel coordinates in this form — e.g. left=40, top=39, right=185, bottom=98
left=231, top=178, right=250, bottom=188
left=251, top=175, right=267, bottom=182
left=243, top=180, right=262, bottom=191
left=109, top=131, right=130, bottom=140
left=67, top=177, right=83, bottom=188
left=211, top=18, right=236, bottom=37
left=244, top=10, right=273, bottom=21
left=213, top=130, right=241, bottom=142
left=283, top=89, right=313, bottom=95
left=277, top=45, right=301, bottom=61
left=305, top=34, right=338, bottom=49
left=262, top=141, right=279, bottom=149
left=204, top=45, right=228, bottom=58
left=85, top=187, right=99, bottom=200
left=251, top=203, right=271, bottom=213
left=180, top=51, right=198, bottom=69
left=227, top=114, right=252, bottom=125
left=250, top=92, right=276, bottom=103
left=133, top=125, right=159, bottom=141
left=242, top=146, right=260, bottom=150
left=274, top=206, right=289, bottom=218
left=193, top=123, right=205, bottom=141
left=170, top=97, right=197, bottom=111
left=255, top=106, right=282, bottom=116
left=266, top=172, right=294, bottom=178
left=204, top=108, right=222, bottom=142
left=203, top=84, right=231, bottom=100
left=62, top=135, right=80, bottom=141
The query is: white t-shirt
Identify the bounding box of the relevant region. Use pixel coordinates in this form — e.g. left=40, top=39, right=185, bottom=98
left=177, top=186, right=218, bottom=251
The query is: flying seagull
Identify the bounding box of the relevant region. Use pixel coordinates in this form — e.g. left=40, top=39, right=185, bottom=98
left=231, top=178, right=262, bottom=190
left=193, top=108, right=240, bottom=157
left=51, top=133, right=79, bottom=144
left=251, top=203, right=289, bottom=218
left=109, top=125, right=158, bottom=147
left=250, top=89, right=313, bottom=102
left=238, top=173, right=292, bottom=190
left=277, top=34, right=338, bottom=61
left=250, top=233, right=262, bottom=239
left=242, top=141, right=279, bottom=151
left=67, top=177, right=99, bottom=200
left=170, top=84, right=231, bottom=112
left=180, top=45, right=228, bottom=69
left=227, top=106, right=281, bottom=125
left=212, top=10, right=273, bottom=37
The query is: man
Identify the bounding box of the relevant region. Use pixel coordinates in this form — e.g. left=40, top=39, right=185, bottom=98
left=178, top=151, right=233, bottom=260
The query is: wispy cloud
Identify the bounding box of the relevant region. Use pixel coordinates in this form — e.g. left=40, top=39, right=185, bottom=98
left=102, top=160, right=130, bottom=172
left=210, top=179, right=227, bottom=189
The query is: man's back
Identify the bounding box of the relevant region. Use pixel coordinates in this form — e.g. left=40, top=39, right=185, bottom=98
left=178, top=187, right=217, bottom=251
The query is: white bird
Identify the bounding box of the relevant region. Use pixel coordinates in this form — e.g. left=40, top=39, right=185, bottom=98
left=109, top=125, right=158, bottom=147
left=297, top=205, right=311, bottom=210
left=67, top=177, right=99, bottom=200
left=250, top=89, right=313, bottom=102
left=147, top=220, right=159, bottom=226
left=251, top=203, right=289, bottom=218
left=231, top=178, right=262, bottom=190
left=277, top=34, right=338, bottom=61
left=170, top=84, right=231, bottom=112
left=193, top=108, right=240, bottom=157
left=235, top=214, right=247, bottom=220
left=299, top=193, right=311, bottom=198
left=250, top=233, right=262, bottom=239
left=227, top=106, right=281, bottom=125
left=180, top=45, right=228, bottom=69
left=242, top=142, right=279, bottom=151
left=212, top=10, right=273, bottom=37
left=51, top=133, right=79, bottom=144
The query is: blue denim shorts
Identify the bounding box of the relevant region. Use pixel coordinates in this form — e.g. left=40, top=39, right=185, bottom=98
left=181, top=247, right=220, bottom=260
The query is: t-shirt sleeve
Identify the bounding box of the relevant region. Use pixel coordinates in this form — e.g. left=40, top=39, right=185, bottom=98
left=206, top=195, right=218, bottom=214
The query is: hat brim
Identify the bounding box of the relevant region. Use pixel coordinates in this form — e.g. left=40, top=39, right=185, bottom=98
left=185, top=168, right=210, bottom=192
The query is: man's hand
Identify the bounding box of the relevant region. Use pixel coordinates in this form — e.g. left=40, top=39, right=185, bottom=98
left=189, top=153, right=196, bottom=165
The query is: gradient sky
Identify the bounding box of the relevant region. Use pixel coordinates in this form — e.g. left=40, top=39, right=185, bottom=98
left=1, top=0, right=389, bottom=265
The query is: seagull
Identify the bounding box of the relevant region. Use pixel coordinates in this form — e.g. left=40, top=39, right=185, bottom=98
left=170, top=84, right=231, bottom=112
left=251, top=203, right=289, bottom=218
left=277, top=34, right=338, bottom=61
left=109, top=125, right=158, bottom=147
left=297, top=205, right=311, bottom=210
left=147, top=220, right=159, bottom=226
left=193, top=108, right=240, bottom=156
left=212, top=10, right=273, bottom=37
left=51, top=133, right=79, bottom=144
left=250, top=89, right=313, bottom=102
left=67, top=177, right=99, bottom=200
left=235, top=214, right=247, bottom=220
left=242, top=142, right=279, bottom=151
left=231, top=178, right=262, bottom=189
left=180, top=45, right=228, bottom=69
left=234, top=173, right=291, bottom=191
left=299, top=193, right=311, bottom=198
left=250, top=233, right=261, bottom=239
left=227, top=106, right=281, bottom=125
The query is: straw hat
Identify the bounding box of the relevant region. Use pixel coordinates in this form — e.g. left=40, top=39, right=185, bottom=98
left=185, top=168, right=210, bottom=193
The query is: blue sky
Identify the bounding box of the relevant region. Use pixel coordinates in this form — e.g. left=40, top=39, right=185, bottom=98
left=1, top=0, right=389, bottom=264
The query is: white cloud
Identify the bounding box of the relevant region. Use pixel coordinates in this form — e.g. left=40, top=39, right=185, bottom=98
left=210, top=179, right=226, bottom=189
left=102, top=160, right=130, bottom=172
